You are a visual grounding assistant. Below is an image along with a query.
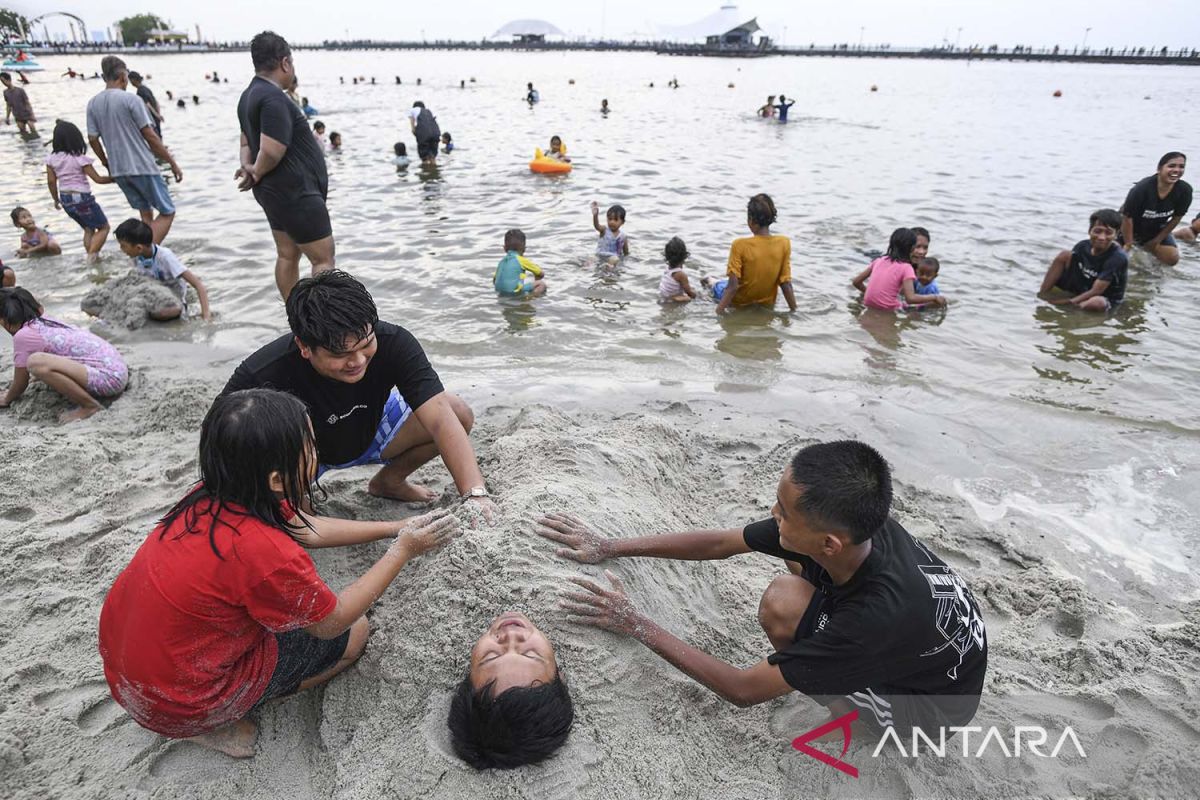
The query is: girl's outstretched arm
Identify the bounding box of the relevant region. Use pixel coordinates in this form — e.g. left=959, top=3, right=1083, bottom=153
left=82, top=163, right=113, bottom=185
left=901, top=279, right=945, bottom=306
left=1, top=366, right=30, bottom=407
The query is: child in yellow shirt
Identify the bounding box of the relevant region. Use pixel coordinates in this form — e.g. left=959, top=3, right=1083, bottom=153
left=708, top=194, right=797, bottom=314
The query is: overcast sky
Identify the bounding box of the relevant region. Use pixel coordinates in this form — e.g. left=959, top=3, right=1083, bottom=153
left=10, top=0, right=1199, bottom=48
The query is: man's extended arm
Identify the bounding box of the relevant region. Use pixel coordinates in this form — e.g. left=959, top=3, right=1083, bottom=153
left=412, top=392, right=486, bottom=494
left=535, top=513, right=750, bottom=563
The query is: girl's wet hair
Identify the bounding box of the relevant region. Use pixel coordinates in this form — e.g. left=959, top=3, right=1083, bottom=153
left=394, top=142, right=407, bottom=156
left=0, top=286, right=43, bottom=327
left=886, top=227, right=918, bottom=263
left=52, top=119, right=88, bottom=156
left=664, top=236, right=688, bottom=267
left=747, top=193, right=777, bottom=228
left=10, top=206, right=29, bottom=225
left=1158, top=151, right=1186, bottom=169
left=159, top=389, right=319, bottom=558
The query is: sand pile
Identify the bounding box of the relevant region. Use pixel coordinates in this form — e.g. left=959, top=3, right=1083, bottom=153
left=80, top=272, right=182, bottom=329
left=2, top=385, right=1198, bottom=799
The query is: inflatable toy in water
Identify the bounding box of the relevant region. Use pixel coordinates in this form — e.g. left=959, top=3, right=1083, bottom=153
left=530, top=148, right=572, bottom=174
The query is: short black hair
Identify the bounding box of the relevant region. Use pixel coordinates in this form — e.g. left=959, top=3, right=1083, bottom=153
left=250, top=31, right=291, bottom=72
left=0, top=72, right=10, bottom=82
left=606, top=204, right=626, bottom=221
left=0, top=286, right=43, bottom=327
left=100, top=55, right=127, bottom=82
left=128, top=71, right=143, bottom=83
left=550, top=135, right=562, bottom=145
left=788, top=441, right=893, bottom=544
left=394, top=142, right=407, bottom=156
left=10, top=206, right=28, bottom=224
left=447, top=674, right=574, bottom=769
left=919, top=256, right=940, bottom=274
left=313, top=120, right=325, bottom=131
left=911, top=226, right=930, bottom=242
left=285, top=269, right=379, bottom=352
left=664, top=236, right=688, bottom=267
left=886, top=227, right=917, bottom=263
left=1089, top=208, right=1122, bottom=231
left=504, top=229, right=526, bottom=251
left=1158, top=151, right=1186, bottom=169
left=115, top=218, right=153, bottom=246
left=412, top=101, right=425, bottom=109
left=747, top=193, right=777, bottom=227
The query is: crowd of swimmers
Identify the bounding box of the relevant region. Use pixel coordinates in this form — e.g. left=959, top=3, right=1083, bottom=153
left=0, top=42, right=1193, bottom=775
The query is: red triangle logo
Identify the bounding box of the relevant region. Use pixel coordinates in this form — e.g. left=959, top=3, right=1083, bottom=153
left=791, top=710, right=859, bottom=777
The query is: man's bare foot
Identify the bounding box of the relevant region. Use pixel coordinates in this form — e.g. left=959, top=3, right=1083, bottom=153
left=59, top=405, right=102, bottom=424
left=368, top=473, right=438, bottom=503
left=186, top=719, right=258, bottom=758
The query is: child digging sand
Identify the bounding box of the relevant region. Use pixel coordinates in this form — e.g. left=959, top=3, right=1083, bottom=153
left=45, top=120, right=114, bottom=261
left=659, top=237, right=696, bottom=303
left=114, top=219, right=212, bottom=321
left=493, top=229, right=546, bottom=297
left=0, top=286, right=128, bottom=423
left=11, top=207, right=61, bottom=258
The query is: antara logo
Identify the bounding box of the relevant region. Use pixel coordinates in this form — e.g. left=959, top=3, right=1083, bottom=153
left=791, top=710, right=859, bottom=777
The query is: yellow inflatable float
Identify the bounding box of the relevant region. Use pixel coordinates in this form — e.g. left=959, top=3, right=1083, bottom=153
left=530, top=147, right=572, bottom=174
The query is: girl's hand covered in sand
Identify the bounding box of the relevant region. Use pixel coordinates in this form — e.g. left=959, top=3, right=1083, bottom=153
left=388, top=509, right=460, bottom=560
left=561, top=571, right=642, bottom=636
left=535, top=513, right=610, bottom=564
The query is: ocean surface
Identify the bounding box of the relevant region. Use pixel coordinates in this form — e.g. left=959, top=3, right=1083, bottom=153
left=3, top=50, right=1198, bottom=602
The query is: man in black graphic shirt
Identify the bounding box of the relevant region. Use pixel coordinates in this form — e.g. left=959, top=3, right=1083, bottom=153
left=222, top=271, right=495, bottom=520
left=539, top=441, right=987, bottom=734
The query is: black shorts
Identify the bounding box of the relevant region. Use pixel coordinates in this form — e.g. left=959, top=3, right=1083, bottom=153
left=416, top=137, right=439, bottom=160
left=793, top=595, right=894, bottom=733
left=252, top=627, right=350, bottom=708
left=255, top=189, right=332, bottom=245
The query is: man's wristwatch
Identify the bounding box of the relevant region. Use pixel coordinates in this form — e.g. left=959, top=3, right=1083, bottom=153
left=462, top=486, right=490, bottom=499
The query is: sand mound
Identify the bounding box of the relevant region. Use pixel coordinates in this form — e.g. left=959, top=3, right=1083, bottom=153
left=81, top=272, right=181, bottom=330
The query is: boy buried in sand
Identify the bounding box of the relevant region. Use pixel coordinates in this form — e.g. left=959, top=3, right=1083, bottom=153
left=494, top=229, right=546, bottom=297
left=221, top=270, right=496, bottom=520
left=536, top=440, right=988, bottom=739
left=114, top=219, right=212, bottom=321
left=448, top=611, right=575, bottom=768
left=1039, top=208, right=1128, bottom=312
left=11, top=207, right=62, bottom=258
left=0, top=286, right=128, bottom=423
left=99, top=388, right=460, bottom=758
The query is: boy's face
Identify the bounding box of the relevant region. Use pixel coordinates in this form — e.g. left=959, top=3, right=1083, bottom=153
left=772, top=468, right=850, bottom=559
left=1088, top=223, right=1117, bottom=251
left=911, top=236, right=929, bottom=264
left=916, top=263, right=938, bottom=285
left=469, top=612, right=558, bottom=695
left=606, top=213, right=623, bottom=233
left=297, top=327, right=377, bottom=384
left=14, top=210, right=34, bottom=229
left=550, top=139, right=562, bottom=152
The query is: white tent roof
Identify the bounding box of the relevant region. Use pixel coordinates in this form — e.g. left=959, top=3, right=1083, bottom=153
left=657, top=4, right=759, bottom=42
left=491, top=20, right=566, bottom=38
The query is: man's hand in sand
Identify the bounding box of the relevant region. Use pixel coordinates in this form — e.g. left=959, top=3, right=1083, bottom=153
left=463, top=495, right=499, bottom=527
left=535, top=513, right=610, bottom=564
left=562, top=571, right=641, bottom=637
left=388, top=509, right=460, bottom=561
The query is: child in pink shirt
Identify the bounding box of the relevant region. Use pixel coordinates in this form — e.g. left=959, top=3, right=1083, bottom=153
left=852, top=228, right=947, bottom=311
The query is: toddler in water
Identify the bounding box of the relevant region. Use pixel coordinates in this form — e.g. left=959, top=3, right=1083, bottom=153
left=45, top=120, right=113, bottom=260
left=493, top=229, right=546, bottom=297
left=914, top=258, right=940, bottom=295
left=114, top=219, right=211, bottom=321
left=547, top=136, right=570, bottom=162
left=591, top=201, right=629, bottom=261
left=0, top=286, right=128, bottom=423
left=312, top=121, right=327, bottom=150
left=659, top=237, right=696, bottom=303
left=852, top=228, right=946, bottom=311
left=329, top=132, right=342, bottom=151
left=441, top=132, right=454, bottom=153
left=11, top=207, right=61, bottom=258
left=393, top=142, right=410, bottom=167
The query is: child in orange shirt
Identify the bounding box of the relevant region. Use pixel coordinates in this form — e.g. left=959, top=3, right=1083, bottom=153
left=707, top=194, right=796, bottom=314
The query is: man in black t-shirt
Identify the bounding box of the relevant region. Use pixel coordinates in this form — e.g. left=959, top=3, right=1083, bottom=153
left=539, top=441, right=987, bottom=736
left=221, top=271, right=496, bottom=519
left=236, top=31, right=334, bottom=299
left=128, top=72, right=162, bottom=139
left=1040, top=208, right=1129, bottom=312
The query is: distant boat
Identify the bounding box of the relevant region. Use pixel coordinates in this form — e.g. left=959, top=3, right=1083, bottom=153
left=2, top=45, right=45, bottom=72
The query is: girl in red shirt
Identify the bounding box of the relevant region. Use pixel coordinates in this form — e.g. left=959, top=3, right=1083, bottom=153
left=99, top=388, right=459, bottom=757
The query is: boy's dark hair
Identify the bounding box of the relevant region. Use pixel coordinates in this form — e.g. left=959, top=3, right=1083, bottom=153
left=412, top=101, right=425, bottom=108
left=788, top=441, right=892, bottom=545
left=448, top=673, right=574, bottom=769
left=250, top=31, right=291, bottom=72
left=114, top=218, right=153, bottom=246
left=1158, top=151, right=1186, bottom=169
left=313, top=121, right=325, bottom=132
left=0, top=286, right=43, bottom=327
left=911, top=226, right=931, bottom=242
left=10, top=206, right=28, bottom=225
left=920, top=256, right=940, bottom=274
left=0, top=72, right=10, bottom=83
left=394, top=142, right=407, bottom=156
left=302, top=96, right=308, bottom=104
left=100, top=55, right=127, bottom=82
left=1089, top=208, right=1122, bottom=231
left=504, top=229, right=526, bottom=251
left=285, top=269, right=379, bottom=352
left=747, top=193, right=777, bottom=228
left=442, top=132, right=452, bottom=141
left=128, top=71, right=143, bottom=83
left=550, top=135, right=562, bottom=145
left=886, top=227, right=917, bottom=263
left=329, top=132, right=341, bottom=143
left=664, top=236, right=688, bottom=267
left=606, top=205, right=626, bottom=222
left=160, top=389, right=317, bottom=559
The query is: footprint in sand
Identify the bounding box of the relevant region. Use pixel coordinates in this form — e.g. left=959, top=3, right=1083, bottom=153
left=33, top=680, right=126, bottom=735
left=2, top=506, right=36, bottom=522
